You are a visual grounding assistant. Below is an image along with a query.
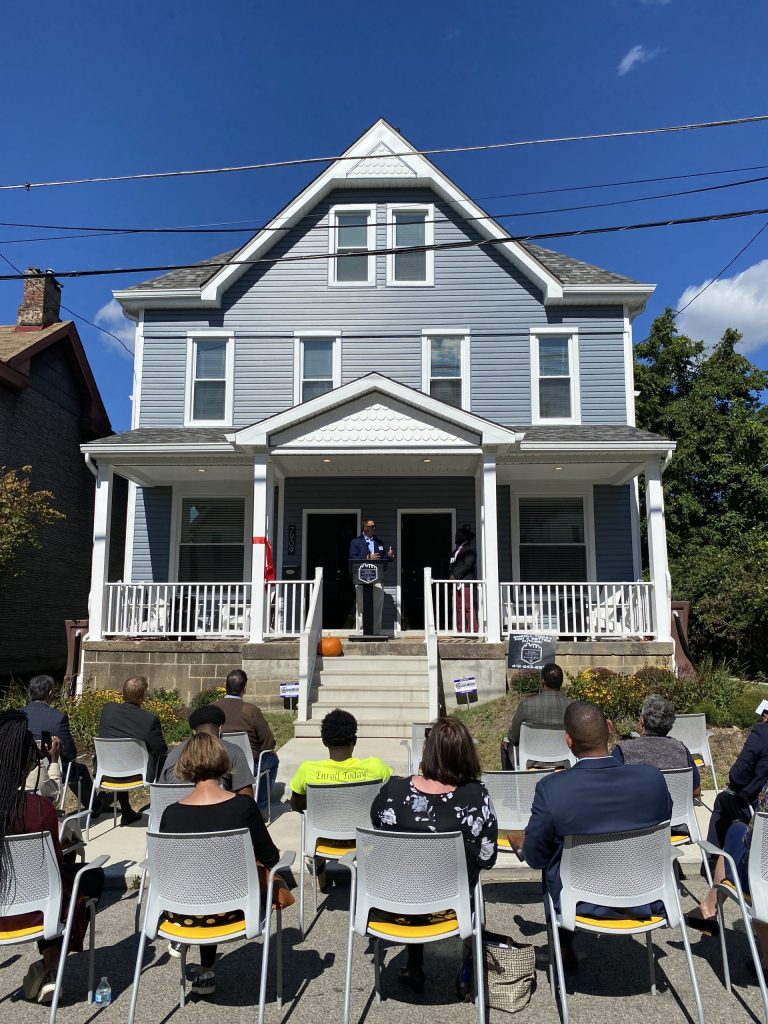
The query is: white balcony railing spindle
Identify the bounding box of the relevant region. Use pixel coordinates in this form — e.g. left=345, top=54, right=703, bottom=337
left=498, top=582, right=656, bottom=639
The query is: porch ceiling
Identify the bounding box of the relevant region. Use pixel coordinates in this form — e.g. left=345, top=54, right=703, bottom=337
left=496, top=458, right=647, bottom=485
left=271, top=452, right=481, bottom=476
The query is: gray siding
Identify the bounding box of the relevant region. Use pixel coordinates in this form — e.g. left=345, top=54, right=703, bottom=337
left=496, top=485, right=512, bottom=581
left=132, top=486, right=172, bottom=581
left=142, top=187, right=628, bottom=428
left=593, top=484, right=635, bottom=580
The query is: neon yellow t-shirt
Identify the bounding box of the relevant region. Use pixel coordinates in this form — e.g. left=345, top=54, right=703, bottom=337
left=290, top=756, right=393, bottom=795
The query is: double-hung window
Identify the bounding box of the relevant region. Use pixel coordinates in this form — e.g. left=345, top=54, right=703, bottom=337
left=423, top=331, right=470, bottom=409
left=294, top=334, right=341, bottom=404
left=178, top=497, right=246, bottom=582
left=518, top=496, right=588, bottom=582
left=185, top=333, right=234, bottom=425
left=386, top=204, right=434, bottom=285
left=329, top=205, right=376, bottom=285
left=530, top=329, right=580, bottom=423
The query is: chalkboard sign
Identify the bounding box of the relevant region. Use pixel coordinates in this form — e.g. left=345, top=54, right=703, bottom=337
left=508, top=633, right=557, bottom=670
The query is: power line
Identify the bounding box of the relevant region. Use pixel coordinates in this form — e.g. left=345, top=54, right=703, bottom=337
left=2, top=114, right=768, bottom=193
left=3, top=203, right=768, bottom=283
left=674, top=219, right=768, bottom=316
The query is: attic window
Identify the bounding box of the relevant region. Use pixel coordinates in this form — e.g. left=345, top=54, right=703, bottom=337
left=329, top=205, right=376, bottom=286
left=386, top=205, right=434, bottom=285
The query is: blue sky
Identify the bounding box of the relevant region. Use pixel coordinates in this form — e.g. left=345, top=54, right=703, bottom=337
left=1, top=0, right=767, bottom=431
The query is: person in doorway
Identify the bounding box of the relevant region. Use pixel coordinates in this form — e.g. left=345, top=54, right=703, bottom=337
left=349, top=518, right=393, bottom=635
left=448, top=527, right=477, bottom=634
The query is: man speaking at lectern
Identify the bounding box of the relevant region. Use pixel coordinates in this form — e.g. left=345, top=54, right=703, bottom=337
left=349, top=518, right=393, bottom=635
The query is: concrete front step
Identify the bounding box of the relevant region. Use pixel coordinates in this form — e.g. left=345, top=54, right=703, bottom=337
left=310, top=700, right=429, bottom=722
left=316, top=655, right=427, bottom=674
left=295, top=719, right=418, bottom=739
left=314, top=686, right=428, bottom=704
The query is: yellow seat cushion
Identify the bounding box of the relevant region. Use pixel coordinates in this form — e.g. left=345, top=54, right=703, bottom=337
left=315, top=839, right=356, bottom=857
left=693, top=757, right=705, bottom=767
left=720, top=879, right=752, bottom=905
left=0, top=923, right=47, bottom=941
left=671, top=834, right=690, bottom=845
left=160, top=912, right=246, bottom=941
left=367, top=910, right=459, bottom=940
left=101, top=779, right=143, bottom=790
left=575, top=914, right=665, bottom=930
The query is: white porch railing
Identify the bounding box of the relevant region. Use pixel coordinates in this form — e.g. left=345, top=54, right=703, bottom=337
left=264, top=578, right=317, bottom=639
left=298, top=568, right=323, bottom=721
left=103, top=582, right=252, bottom=638
left=500, top=582, right=655, bottom=639
left=423, top=569, right=440, bottom=720
left=431, top=578, right=487, bottom=639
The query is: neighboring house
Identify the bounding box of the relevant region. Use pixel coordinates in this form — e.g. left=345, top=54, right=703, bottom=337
left=0, top=270, right=121, bottom=677
left=80, top=120, right=675, bottom=718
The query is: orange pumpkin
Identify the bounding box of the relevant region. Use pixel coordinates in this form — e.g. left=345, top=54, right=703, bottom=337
left=318, top=636, right=343, bottom=657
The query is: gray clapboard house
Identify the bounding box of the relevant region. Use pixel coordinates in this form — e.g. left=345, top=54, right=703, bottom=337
left=80, top=120, right=674, bottom=727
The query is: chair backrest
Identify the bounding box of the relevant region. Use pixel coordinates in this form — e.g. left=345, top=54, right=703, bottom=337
left=481, top=769, right=552, bottom=830
left=660, top=767, right=700, bottom=840
left=668, top=714, right=709, bottom=762
left=0, top=832, right=62, bottom=940
left=352, top=826, right=473, bottom=939
left=748, top=812, right=768, bottom=923
left=409, top=723, right=433, bottom=774
left=304, top=780, right=383, bottom=851
left=148, top=782, right=195, bottom=832
left=223, top=731, right=255, bottom=770
left=143, top=828, right=262, bottom=940
left=518, top=724, right=576, bottom=768
left=93, top=736, right=151, bottom=783
left=559, top=820, right=676, bottom=932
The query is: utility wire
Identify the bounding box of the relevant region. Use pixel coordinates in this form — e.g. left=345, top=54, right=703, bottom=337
left=4, top=203, right=768, bottom=282
left=2, top=114, right=768, bottom=193
left=674, top=219, right=768, bottom=316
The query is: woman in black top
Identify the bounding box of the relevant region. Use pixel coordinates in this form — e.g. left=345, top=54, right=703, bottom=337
left=159, top=733, right=280, bottom=998
left=371, top=717, right=497, bottom=994
left=448, top=527, right=478, bottom=633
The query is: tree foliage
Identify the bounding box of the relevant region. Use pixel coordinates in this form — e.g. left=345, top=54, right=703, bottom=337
left=0, top=465, right=65, bottom=583
left=635, top=311, right=768, bottom=672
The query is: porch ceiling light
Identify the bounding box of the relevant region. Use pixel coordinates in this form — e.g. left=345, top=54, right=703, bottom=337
left=423, top=458, right=432, bottom=463
left=554, top=466, right=562, bottom=471
left=323, top=458, right=332, bottom=463
left=197, top=468, right=206, bottom=473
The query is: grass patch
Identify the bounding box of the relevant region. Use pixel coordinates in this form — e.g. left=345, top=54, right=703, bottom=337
left=265, top=710, right=296, bottom=752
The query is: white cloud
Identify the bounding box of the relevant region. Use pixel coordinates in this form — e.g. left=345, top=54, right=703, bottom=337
left=675, top=259, right=768, bottom=354
left=94, top=298, right=134, bottom=357
left=617, top=44, right=660, bottom=75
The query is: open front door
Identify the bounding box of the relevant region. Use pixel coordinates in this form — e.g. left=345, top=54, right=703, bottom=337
left=399, top=512, right=454, bottom=630
left=305, top=512, right=358, bottom=629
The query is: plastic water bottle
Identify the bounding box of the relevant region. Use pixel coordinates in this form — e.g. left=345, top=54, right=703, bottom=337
left=95, top=977, right=111, bottom=1005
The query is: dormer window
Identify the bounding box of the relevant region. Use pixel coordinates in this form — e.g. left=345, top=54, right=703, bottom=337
left=386, top=204, right=434, bottom=285
left=329, top=204, right=376, bottom=286
left=422, top=330, right=470, bottom=410
left=184, top=332, right=234, bottom=426
left=530, top=328, right=580, bottom=424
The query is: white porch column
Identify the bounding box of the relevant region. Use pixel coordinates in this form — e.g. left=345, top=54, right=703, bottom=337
left=480, top=452, right=501, bottom=643
left=87, top=463, right=113, bottom=642
left=249, top=455, right=271, bottom=643
left=645, top=458, right=672, bottom=641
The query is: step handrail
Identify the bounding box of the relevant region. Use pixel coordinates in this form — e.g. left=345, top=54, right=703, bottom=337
left=423, top=567, right=439, bottom=720
left=298, top=567, right=323, bottom=722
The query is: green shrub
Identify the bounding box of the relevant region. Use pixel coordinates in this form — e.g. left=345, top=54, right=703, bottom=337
left=190, top=687, right=226, bottom=710
left=565, top=669, right=649, bottom=723
left=509, top=670, right=541, bottom=694
left=148, top=687, right=183, bottom=708
left=0, top=681, right=30, bottom=711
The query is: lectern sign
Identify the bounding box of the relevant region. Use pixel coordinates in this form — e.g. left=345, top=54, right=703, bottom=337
left=357, top=563, right=379, bottom=585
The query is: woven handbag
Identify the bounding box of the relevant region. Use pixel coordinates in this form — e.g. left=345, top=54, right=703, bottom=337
left=483, top=930, right=536, bottom=1013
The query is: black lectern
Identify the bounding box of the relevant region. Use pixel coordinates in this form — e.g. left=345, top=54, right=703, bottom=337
left=348, top=559, right=387, bottom=641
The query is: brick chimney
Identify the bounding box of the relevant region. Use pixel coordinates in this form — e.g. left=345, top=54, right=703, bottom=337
left=16, top=268, right=62, bottom=329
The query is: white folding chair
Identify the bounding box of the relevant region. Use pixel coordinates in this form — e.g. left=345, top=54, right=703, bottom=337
left=341, top=827, right=486, bottom=1024
left=0, top=832, right=107, bottom=1024
left=224, top=731, right=274, bottom=822
left=128, top=828, right=294, bottom=1024
left=661, top=767, right=703, bottom=848
left=59, top=810, right=91, bottom=862
left=699, top=811, right=768, bottom=1022
left=516, top=724, right=576, bottom=770
left=669, top=713, right=719, bottom=793
left=547, top=820, right=703, bottom=1024
left=134, top=782, right=194, bottom=932
left=399, top=722, right=433, bottom=776
left=299, top=779, right=383, bottom=938
left=482, top=769, right=552, bottom=856
left=87, top=736, right=152, bottom=841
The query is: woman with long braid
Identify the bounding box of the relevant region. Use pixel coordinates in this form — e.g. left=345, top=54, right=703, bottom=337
left=0, top=711, right=104, bottom=1004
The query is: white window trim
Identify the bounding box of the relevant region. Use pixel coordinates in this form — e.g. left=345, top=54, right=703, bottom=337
left=421, top=329, right=471, bottom=411
left=510, top=481, right=596, bottom=581
left=169, top=483, right=252, bottom=582
left=530, top=327, right=581, bottom=425
left=328, top=203, right=377, bottom=287
left=385, top=203, right=434, bottom=286
left=293, top=331, right=342, bottom=405
left=184, top=331, right=235, bottom=427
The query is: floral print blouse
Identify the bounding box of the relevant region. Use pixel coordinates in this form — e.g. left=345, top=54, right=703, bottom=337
left=371, top=775, right=498, bottom=885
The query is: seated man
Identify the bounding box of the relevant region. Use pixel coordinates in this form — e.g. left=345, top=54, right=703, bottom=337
left=612, top=693, right=701, bottom=797
left=290, top=709, right=393, bottom=889
left=98, top=675, right=168, bottom=826
left=507, top=663, right=573, bottom=768
left=158, top=705, right=255, bottom=796
left=23, top=674, right=100, bottom=813
left=214, top=669, right=278, bottom=815
left=514, top=701, right=671, bottom=967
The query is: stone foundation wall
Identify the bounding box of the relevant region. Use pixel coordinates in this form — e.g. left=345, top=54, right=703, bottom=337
left=544, top=641, right=674, bottom=679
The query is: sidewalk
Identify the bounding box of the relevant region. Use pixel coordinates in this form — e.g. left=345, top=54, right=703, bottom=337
left=86, top=787, right=718, bottom=889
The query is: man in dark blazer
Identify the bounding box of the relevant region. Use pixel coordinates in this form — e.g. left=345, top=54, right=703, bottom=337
left=516, top=701, right=672, bottom=965
left=214, top=669, right=277, bottom=814
left=23, top=674, right=100, bottom=812
left=348, top=518, right=393, bottom=635
left=98, top=675, right=168, bottom=825
left=507, top=663, right=573, bottom=763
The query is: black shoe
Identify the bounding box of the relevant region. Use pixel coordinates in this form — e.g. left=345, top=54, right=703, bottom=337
left=685, top=912, right=720, bottom=937
left=399, top=966, right=426, bottom=993
left=455, top=957, right=472, bottom=1002
left=120, top=809, right=143, bottom=827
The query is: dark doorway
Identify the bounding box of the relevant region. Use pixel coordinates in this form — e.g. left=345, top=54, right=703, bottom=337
left=400, top=512, right=454, bottom=630
left=305, top=513, right=358, bottom=629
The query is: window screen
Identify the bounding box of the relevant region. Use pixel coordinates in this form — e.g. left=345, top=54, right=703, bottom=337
left=393, top=211, right=427, bottom=281
left=178, top=497, right=246, bottom=582
left=537, top=336, right=572, bottom=419
left=192, top=339, right=227, bottom=421
left=301, top=338, right=334, bottom=401
left=430, top=336, right=463, bottom=408
left=518, top=496, right=587, bottom=581
left=335, top=212, right=370, bottom=282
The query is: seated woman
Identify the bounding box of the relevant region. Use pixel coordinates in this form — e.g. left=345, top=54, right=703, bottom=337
left=371, top=717, right=497, bottom=996
left=159, top=732, right=282, bottom=999
left=0, top=711, right=104, bottom=1004
left=612, top=693, right=701, bottom=798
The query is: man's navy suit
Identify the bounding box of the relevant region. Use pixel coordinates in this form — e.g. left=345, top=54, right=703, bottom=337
left=23, top=700, right=98, bottom=808
left=523, top=757, right=672, bottom=918
left=349, top=534, right=390, bottom=634
left=348, top=534, right=390, bottom=563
